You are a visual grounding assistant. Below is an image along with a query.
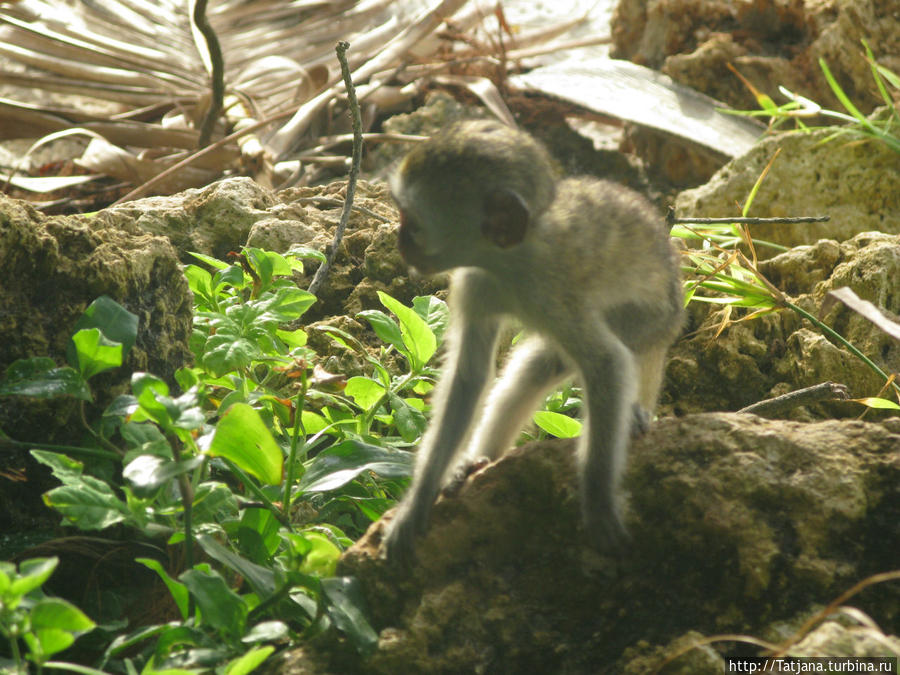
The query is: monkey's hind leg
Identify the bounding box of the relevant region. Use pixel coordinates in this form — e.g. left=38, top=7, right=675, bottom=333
left=629, top=344, right=670, bottom=437
left=636, top=343, right=670, bottom=414
left=569, top=327, right=638, bottom=551
left=464, top=336, right=572, bottom=465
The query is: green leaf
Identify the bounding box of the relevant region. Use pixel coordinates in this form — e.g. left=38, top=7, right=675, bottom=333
left=286, top=244, right=327, bottom=264
left=3, top=356, right=57, bottom=380
left=819, top=57, right=870, bottom=125
left=265, top=286, right=316, bottom=321
left=238, top=508, right=281, bottom=561
left=150, top=624, right=212, bottom=667
left=299, top=440, right=413, bottom=492
left=276, top=327, right=307, bottom=349
left=0, top=359, right=91, bottom=401
left=123, top=454, right=205, bottom=499
left=201, top=335, right=260, bottom=377
left=207, top=403, right=283, bottom=485
left=30, top=450, right=86, bottom=485
left=345, top=377, right=385, bottom=411
left=72, top=295, right=138, bottom=353
left=120, top=422, right=172, bottom=461
left=24, top=597, right=95, bottom=660
left=131, top=372, right=172, bottom=425
left=180, top=568, right=248, bottom=637
left=299, top=410, right=329, bottom=435
left=412, top=295, right=450, bottom=344
left=136, top=557, right=190, bottom=620
left=188, top=250, right=231, bottom=270
left=130, top=374, right=205, bottom=433
left=22, top=631, right=67, bottom=664
left=377, top=291, right=437, bottom=371
left=184, top=264, right=215, bottom=307
left=244, top=248, right=300, bottom=287
left=196, top=533, right=277, bottom=599
left=32, top=453, right=130, bottom=530
left=31, top=596, right=95, bottom=632
left=0, top=565, right=11, bottom=595
left=224, top=645, right=275, bottom=675
left=42, top=478, right=130, bottom=530
left=192, top=481, right=240, bottom=525
left=320, top=577, right=377, bottom=656
left=296, top=532, right=340, bottom=577
left=357, top=310, right=405, bottom=352
left=854, top=397, right=900, bottom=410
left=389, top=393, right=427, bottom=443
left=242, top=622, right=287, bottom=644
left=70, top=328, right=124, bottom=379
left=10, top=557, right=58, bottom=597
left=533, top=411, right=582, bottom=438
left=874, top=62, right=900, bottom=90
left=217, top=263, right=247, bottom=287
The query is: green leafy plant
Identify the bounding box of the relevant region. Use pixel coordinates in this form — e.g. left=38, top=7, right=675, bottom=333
left=0, top=557, right=97, bottom=674
left=707, top=43, right=900, bottom=402
left=0, top=271, right=399, bottom=668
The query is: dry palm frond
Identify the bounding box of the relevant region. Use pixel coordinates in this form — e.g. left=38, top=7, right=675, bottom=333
left=0, top=0, right=475, bottom=198
left=0, top=0, right=763, bottom=207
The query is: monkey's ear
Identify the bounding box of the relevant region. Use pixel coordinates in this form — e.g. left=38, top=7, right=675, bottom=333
left=481, top=188, right=530, bottom=248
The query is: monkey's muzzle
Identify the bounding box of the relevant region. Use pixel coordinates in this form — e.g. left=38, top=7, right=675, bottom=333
left=397, top=210, right=437, bottom=274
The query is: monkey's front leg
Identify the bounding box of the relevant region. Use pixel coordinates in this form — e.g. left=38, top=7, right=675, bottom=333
left=381, top=316, right=501, bottom=564
left=574, top=330, right=638, bottom=551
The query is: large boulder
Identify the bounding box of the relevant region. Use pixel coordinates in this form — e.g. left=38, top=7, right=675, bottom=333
left=0, top=193, right=192, bottom=525
left=272, top=413, right=899, bottom=674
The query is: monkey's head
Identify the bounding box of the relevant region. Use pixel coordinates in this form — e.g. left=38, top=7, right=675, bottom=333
left=390, top=120, right=556, bottom=274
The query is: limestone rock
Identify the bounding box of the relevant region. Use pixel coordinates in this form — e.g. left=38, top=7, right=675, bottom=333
left=675, top=127, right=900, bottom=253
left=612, top=0, right=900, bottom=114
left=664, top=232, right=900, bottom=417
left=0, top=193, right=192, bottom=438
left=322, top=413, right=900, bottom=674
left=99, top=177, right=276, bottom=260
left=0, top=192, right=192, bottom=527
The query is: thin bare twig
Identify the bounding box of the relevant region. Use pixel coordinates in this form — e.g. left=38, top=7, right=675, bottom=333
left=297, top=196, right=392, bottom=223
left=307, top=41, right=363, bottom=297
left=192, top=0, right=225, bottom=147
left=669, top=212, right=830, bottom=225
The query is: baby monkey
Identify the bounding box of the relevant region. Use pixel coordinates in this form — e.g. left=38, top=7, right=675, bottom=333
left=383, top=119, right=683, bottom=562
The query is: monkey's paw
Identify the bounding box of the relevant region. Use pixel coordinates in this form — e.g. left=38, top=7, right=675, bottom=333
left=442, top=457, right=491, bottom=498
left=582, top=500, right=630, bottom=553
left=630, top=403, right=651, bottom=439
left=380, top=502, right=430, bottom=565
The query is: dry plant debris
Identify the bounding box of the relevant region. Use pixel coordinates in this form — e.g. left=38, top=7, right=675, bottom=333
left=0, top=0, right=759, bottom=208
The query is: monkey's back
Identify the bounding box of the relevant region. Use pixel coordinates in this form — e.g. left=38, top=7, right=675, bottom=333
left=522, top=177, right=683, bottom=350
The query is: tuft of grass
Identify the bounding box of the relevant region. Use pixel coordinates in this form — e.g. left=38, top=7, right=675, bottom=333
left=723, top=40, right=900, bottom=153
left=674, top=147, right=900, bottom=411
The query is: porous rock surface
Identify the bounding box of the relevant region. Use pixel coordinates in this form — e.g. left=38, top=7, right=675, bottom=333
left=97, top=177, right=440, bottom=323
left=675, top=126, right=900, bottom=253
left=270, top=413, right=900, bottom=674
left=0, top=192, right=192, bottom=443
left=612, top=0, right=900, bottom=114
left=663, top=231, right=900, bottom=418
left=0, top=192, right=192, bottom=529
